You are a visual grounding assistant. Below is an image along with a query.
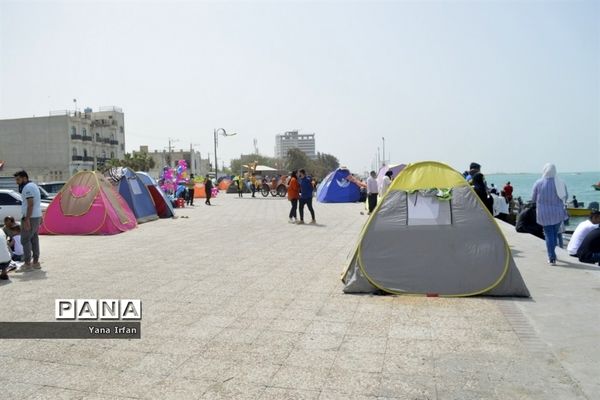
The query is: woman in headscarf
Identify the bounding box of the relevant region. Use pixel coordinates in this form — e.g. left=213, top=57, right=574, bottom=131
left=532, top=163, right=568, bottom=265
left=472, top=172, right=493, bottom=214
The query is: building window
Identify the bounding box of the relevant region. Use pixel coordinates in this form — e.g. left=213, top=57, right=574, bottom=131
left=72, top=147, right=78, bottom=156
left=110, top=152, right=115, bottom=159
left=119, top=126, right=124, bottom=133
left=71, top=126, right=76, bottom=135
left=83, top=149, right=88, bottom=157
left=82, top=128, right=87, bottom=137
left=96, top=132, right=101, bottom=142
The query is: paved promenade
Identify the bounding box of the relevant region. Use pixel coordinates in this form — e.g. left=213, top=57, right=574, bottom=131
left=0, top=194, right=598, bottom=399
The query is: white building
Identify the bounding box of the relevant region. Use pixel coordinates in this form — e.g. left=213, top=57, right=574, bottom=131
left=0, top=106, right=126, bottom=182
left=275, top=130, right=316, bottom=159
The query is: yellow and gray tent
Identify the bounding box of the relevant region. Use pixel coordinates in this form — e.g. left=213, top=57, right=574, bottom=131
left=342, top=161, right=530, bottom=297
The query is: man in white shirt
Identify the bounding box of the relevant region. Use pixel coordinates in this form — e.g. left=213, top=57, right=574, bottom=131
left=366, top=171, right=379, bottom=214
left=13, top=170, right=42, bottom=272
left=567, top=211, right=600, bottom=256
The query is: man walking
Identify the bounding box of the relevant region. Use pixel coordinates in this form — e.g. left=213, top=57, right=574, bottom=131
left=366, top=170, right=378, bottom=214
left=14, top=170, right=42, bottom=272
left=204, top=175, right=213, bottom=205
left=298, top=169, right=316, bottom=224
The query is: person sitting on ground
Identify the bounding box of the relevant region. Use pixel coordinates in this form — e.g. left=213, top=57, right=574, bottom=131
left=8, top=225, right=24, bottom=262
left=572, top=195, right=579, bottom=208
left=567, top=211, right=600, bottom=256
left=0, top=229, right=12, bottom=280
left=576, top=227, right=600, bottom=266
left=2, top=216, right=19, bottom=239
left=515, top=203, right=545, bottom=239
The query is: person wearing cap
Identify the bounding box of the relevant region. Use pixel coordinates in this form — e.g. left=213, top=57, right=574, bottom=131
left=465, top=162, right=481, bottom=183
left=567, top=211, right=600, bottom=256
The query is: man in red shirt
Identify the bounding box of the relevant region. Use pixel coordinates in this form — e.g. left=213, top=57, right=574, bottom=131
left=503, top=181, right=513, bottom=202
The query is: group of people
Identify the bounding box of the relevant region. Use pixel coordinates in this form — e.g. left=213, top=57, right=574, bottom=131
left=464, top=162, right=514, bottom=220
left=1, top=170, right=43, bottom=281
left=173, top=174, right=215, bottom=206
left=286, top=169, right=316, bottom=224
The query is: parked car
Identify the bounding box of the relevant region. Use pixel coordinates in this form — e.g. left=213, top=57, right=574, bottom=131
left=38, top=181, right=66, bottom=196
left=0, top=179, right=54, bottom=203
left=0, top=189, right=49, bottom=225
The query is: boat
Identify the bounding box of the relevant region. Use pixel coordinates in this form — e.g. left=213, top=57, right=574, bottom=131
left=567, top=208, right=592, bottom=217
left=593, top=183, right=600, bottom=191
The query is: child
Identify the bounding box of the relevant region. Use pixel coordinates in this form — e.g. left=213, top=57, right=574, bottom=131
left=0, top=230, right=11, bottom=280
left=9, top=225, right=24, bottom=262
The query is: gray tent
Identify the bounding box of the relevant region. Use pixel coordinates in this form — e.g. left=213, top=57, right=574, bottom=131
left=342, top=161, right=530, bottom=297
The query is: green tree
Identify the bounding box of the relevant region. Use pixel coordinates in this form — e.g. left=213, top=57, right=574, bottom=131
left=285, top=148, right=312, bottom=172
left=101, top=152, right=155, bottom=172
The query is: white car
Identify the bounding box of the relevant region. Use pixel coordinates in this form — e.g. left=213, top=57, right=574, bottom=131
left=0, top=189, right=49, bottom=225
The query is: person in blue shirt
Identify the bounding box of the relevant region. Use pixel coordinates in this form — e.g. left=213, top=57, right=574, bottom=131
left=297, top=169, right=316, bottom=224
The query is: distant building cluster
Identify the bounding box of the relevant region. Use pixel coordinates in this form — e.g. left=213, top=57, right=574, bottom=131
left=275, top=130, right=316, bottom=160
left=0, top=106, right=126, bottom=182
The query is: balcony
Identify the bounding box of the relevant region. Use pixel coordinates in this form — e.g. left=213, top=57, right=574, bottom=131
left=110, top=140, right=119, bottom=145
left=102, top=138, right=111, bottom=144
left=71, top=134, right=82, bottom=140
left=82, top=136, right=93, bottom=142
left=83, top=156, right=94, bottom=162
left=72, top=155, right=83, bottom=161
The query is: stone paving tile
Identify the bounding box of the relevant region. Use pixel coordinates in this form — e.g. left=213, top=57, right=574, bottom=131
left=259, top=387, right=321, bottom=400
left=0, top=196, right=592, bottom=399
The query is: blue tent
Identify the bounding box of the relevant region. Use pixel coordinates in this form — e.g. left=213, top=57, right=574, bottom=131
left=316, top=168, right=361, bottom=203
left=136, top=172, right=175, bottom=219
left=106, top=168, right=159, bottom=223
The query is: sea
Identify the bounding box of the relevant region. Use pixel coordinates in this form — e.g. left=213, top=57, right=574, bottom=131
left=487, top=171, right=600, bottom=229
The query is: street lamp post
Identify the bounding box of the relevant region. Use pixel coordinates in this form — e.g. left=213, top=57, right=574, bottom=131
left=382, top=137, right=386, bottom=167
left=213, top=128, right=237, bottom=181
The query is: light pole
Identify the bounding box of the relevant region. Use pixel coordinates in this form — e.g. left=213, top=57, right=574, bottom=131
left=166, top=138, right=179, bottom=167
left=382, top=137, right=386, bottom=166
left=213, top=128, right=237, bottom=181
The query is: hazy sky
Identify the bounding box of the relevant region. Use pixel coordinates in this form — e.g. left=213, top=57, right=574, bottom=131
left=1, top=0, right=598, bottom=174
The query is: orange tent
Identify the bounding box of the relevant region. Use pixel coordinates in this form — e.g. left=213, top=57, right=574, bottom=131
left=218, top=179, right=232, bottom=191
left=193, top=183, right=207, bottom=198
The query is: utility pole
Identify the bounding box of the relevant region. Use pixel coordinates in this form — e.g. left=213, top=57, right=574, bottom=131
left=213, top=128, right=237, bottom=182
left=377, top=147, right=381, bottom=168
left=382, top=137, right=386, bottom=166
left=167, top=138, right=179, bottom=167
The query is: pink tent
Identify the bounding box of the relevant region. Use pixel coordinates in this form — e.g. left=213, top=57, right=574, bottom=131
left=40, top=171, right=137, bottom=235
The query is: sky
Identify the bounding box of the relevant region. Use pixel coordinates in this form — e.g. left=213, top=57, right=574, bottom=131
left=1, top=0, right=598, bottom=174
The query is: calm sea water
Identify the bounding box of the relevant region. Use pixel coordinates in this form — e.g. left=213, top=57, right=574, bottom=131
left=487, top=171, right=600, bottom=206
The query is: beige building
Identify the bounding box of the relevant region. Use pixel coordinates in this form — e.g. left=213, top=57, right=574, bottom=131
left=275, top=130, right=316, bottom=160
left=0, top=106, right=126, bottom=182
left=133, top=145, right=212, bottom=179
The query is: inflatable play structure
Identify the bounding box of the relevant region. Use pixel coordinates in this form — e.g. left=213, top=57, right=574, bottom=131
left=317, top=168, right=362, bottom=203
left=343, top=161, right=530, bottom=297
left=40, top=171, right=137, bottom=235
